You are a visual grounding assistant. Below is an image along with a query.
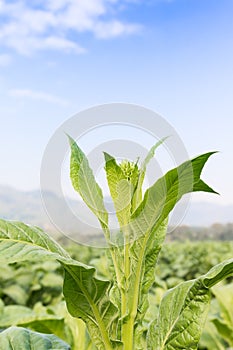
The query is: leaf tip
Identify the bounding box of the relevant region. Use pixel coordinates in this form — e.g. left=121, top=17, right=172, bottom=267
left=103, top=152, right=114, bottom=163
left=66, top=133, right=75, bottom=147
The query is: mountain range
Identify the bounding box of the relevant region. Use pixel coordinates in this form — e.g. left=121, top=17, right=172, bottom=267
left=0, top=185, right=232, bottom=241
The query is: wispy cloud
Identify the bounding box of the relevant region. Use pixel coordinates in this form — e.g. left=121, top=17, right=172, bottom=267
left=0, top=0, right=141, bottom=55
left=94, top=20, right=140, bottom=39
left=9, top=89, right=69, bottom=106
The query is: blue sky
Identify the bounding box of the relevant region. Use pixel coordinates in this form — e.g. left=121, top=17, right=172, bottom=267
left=0, top=0, right=233, bottom=205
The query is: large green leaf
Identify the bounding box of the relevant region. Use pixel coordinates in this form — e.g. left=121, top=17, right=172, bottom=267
left=0, top=303, right=71, bottom=344
left=69, top=136, right=108, bottom=231
left=147, top=258, right=233, bottom=350
left=62, top=262, right=122, bottom=350
left=0, top=219, right=120, bottom=350
left=0, top=219, right=70, bottom=262
left=0, top=304, right=56, bottom=327
left=126, top=152, right=217, bottom=349
left=0, top=326, right=70, bottom=349
left=130, top=152, right=218, bottom=240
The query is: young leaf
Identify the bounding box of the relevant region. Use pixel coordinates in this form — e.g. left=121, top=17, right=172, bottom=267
left=104, top=152, right=132, bottom=228
left=147, top=258, right=233, bottom=350
left=68, top=136, right=109, bottom=232
left=0, top=326, right=70, bottom=349
left=132, top=138, right=167, bottom=212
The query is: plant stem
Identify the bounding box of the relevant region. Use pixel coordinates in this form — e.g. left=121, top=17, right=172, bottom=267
left=104, top=226, right=122, bottom=289
left=122, top=231, right=150, bottom=350
left=121, top=225, right=135, bottom=349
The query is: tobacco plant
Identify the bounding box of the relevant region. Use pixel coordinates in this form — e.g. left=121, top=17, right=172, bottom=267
left=0, top=137, right=233, bottom=349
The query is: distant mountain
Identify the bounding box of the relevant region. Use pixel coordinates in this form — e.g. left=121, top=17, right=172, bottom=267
left=0, top=185, right=103, bottom=243
left=182, top=201, right=233, bottom=226
left=0, top=186, right=232, bottom=240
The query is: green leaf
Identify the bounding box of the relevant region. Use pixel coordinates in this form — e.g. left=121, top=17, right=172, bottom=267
left=212, top=283, right=233, bottom=326
left=0, top=303, right=69, bottom=342
left=62, top=262, right=122, bottom=350
left=212, top=318, right=233, bottom=346
left=124, top=153, right=217, bottom=348
left=211, top=283, right=233, bottom=346
left=147, top=258, right=233, bottom=350
left=132, top=138, right=167, bottom=212
left=199, top=319, right=226, bottom=350
left=0, top=305, right=37, bottom=327
left=142, top=138, right=169, bottom=172
left=51, top=302, right=93, bottom=350
left=0, top=219, right=70, bottom=262
left=130, top=152, right=218, bottom=240
left=0, top=219, right=120, bottom=350
left=2, top=284, right=28, bottom=305
left=0, top=326, right=70, bottom=349
left=69, top=136, right=108, bottom=231
left=104, top=152, right=132, bottom=228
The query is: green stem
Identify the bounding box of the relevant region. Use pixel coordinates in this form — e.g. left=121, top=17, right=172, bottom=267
left=121, top=225, right=134, bottom=349
left=122, top=231, right=150, bottom=350
left=103, top=225, right=122, bottom=289
left=130, top=234, right=148, bottom=323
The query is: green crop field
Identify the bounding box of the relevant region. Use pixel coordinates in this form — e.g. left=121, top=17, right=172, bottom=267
left=0, top=241, right=233, bottom=349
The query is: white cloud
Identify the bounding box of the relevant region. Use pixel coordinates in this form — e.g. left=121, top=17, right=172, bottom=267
left=0, top=54, right=12, bottom=66
left=94, top=20, right=141, bottom=39
left=9, top=89, right=69, bottom=106
left=0, top=0, right=141, bottom=55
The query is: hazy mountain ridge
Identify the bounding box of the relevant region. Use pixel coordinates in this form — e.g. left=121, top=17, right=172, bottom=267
left=0, top=186, right=232, bottom=240
left=182, top=201, right=233, bottom=226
